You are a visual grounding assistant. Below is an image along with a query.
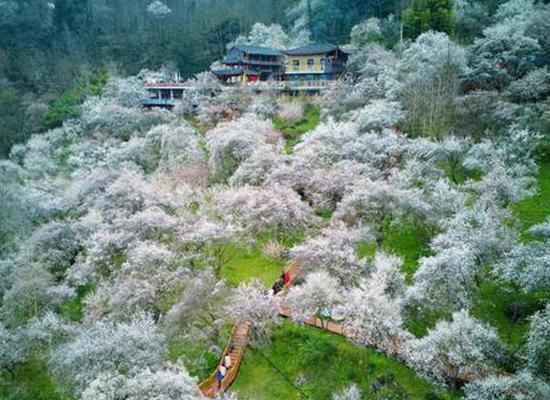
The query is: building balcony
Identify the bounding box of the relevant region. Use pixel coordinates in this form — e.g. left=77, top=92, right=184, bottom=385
left=142, top=98, right=177, bottom=108
left=223, top=58, right=285, bottom=67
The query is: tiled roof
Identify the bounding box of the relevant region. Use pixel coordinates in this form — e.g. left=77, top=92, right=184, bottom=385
left=284, top=43, right=340, bottom=55
left=231, top=44, right=283, bottom=56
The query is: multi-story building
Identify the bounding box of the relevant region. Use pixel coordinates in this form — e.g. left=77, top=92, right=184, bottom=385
left=282, top=44, right=349, bottom=92
left=143, top=43, right=348, bottom=108
left=213, top=45, right=286, bottom=83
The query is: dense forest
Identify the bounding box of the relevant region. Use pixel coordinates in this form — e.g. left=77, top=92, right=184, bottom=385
left=1, top=0, right=296, bottom=155
left=1, top=0, right=550, bottom=399
left=0, top=0, right=475, bottom=156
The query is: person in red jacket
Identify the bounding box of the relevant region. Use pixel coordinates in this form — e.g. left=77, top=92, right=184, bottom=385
left=282, top=271, right=291, bottom=286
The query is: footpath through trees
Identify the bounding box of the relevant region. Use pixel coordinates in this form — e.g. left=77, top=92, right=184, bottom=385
left=198, top=261, right=476, bottom=397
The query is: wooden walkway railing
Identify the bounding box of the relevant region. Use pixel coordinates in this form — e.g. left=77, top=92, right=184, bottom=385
left=278, top=305, right=345, bottom=335
left=198, top=260, right=480, bottom=397
left=198, top=319, right=253, bottom=397
left=199, top=260, right=491, bottom=398
left=199, top=262, right=301, bottom=397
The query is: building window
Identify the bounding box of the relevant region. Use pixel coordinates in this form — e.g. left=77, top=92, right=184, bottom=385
left=292, top=59, right=300, bottom=71
left=307, top=59, right=315, bottom=70
left=320, top=59, right=326, bottom=71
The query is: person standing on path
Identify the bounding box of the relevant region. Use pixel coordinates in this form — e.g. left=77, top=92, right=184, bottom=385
left=282, top=271, right=290, bottom=286
left=224, top=354, right=232, bottom=369
left=216, top=364, right=226, bottom=390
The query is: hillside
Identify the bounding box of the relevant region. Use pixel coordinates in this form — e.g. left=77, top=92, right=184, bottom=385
left=1, top=1, right=550, bottom=400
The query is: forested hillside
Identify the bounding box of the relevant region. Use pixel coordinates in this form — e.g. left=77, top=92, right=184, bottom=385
left=1, top=1, right=550, bottom=400
left=0, top=0, right=295, bottom=155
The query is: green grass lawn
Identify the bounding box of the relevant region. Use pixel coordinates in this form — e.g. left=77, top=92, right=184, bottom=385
left=358, top=219, right=432, bottom=283
left=467, top=161, right=550, bottom=348
left=0, top=358, right=66, bottom=400
left=219, top=244, right=287, bottom=288
left=273, top=105, right=321, bottom=153
left=232, top=321, right=461, bottom=400
left=513, top=162, right=550, bottom=236
left=59, top=285, right=93, bottom=322
left=471, top=276, right=547, bottom=350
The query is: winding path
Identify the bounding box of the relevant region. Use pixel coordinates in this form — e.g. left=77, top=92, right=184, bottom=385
left=198, top=261, right=471, bottom=397
left=198, top=262, right=346, bottom=397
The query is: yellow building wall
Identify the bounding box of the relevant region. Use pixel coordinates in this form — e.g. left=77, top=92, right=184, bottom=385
left=285, top=54, right=325, bottom=74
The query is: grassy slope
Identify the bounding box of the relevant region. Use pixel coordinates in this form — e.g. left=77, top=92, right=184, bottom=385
left=232, top=321, right=461, bottom=400
left=470, top=161, right=550, bottom=348
left=0, top=359, right=64, bottom=400
left=219, top=231, right=304, bottom=288
left=513, top=162, right=550, bottom=232
left=273, top=105, right=321, bottom=153
left=358, top=219, right=432, bottom=283
left=358, top=163, right=550, bottom=347
left=219, top=244, right=287, bottom=288
left=404, top=163, right=550, bottom=345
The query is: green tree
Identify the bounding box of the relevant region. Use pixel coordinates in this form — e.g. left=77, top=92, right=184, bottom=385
left=0, top=88, right=24, bottom=158
left=403, top=0, right=455, bottom=39
left=44, top=70, right=108, bottom=130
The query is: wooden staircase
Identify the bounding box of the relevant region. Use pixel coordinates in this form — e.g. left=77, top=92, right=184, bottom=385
left=198, top=259, right=483, bottom=396
left=199, top=262, right=301, bottom=397
left=198, top=319, right=253, bottom=397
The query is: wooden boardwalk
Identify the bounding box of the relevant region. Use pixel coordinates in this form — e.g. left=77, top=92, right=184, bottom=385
left=198, top=260, right=481, bottom=397
left=198, top=262, right=301, bottom=397
left=278, top=305, right=345, bottom=335
left=198, top=319, right=253, bottom=397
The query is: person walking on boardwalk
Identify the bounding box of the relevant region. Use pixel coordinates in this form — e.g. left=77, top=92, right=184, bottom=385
left=216, top=364, right=226, bottom=390
left=272, top=279, right=283, bottom=294
left=282, top=271, right=290, bottom=286
left=224, top=354, right=232, bottom=369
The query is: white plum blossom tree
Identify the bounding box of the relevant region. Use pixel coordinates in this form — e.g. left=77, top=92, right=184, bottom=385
left=179, top=217, right=243, bottom=272
left=495, top=239, right=550, bottom=292
left=229, top=144, right=288, bottom=188
left=231, top=23, right=295, bottom=50
left=206, top=115, right=274, bottom=182
left=334, top=177, right=429, bottom=243
left=397, top=31, right=469, bottom=138
left=410, top=247, right=477, bottom=311
left=350, top=18, right=383, bottom=48
left=84, top=241, right=187, bottom=322
left=353, top=99, right=406, bottom=132
left=147, top=1, right=172, bottom=18
left=464, top=370, right=550, bottom=400
left=81, top=365, right=202, bottom=400
left=336, top=252, right=409, bottom=354
left=1, top=261, right=74, bottom=326
left=164, top=270, right=230, bottom=334
left=285, top=271, right=342, bottom=327
left=289, top=223, right=371, bottom=284
left=212, top=184, right=318, bottom=240
left=49, top=315, right=167, bottom=397
left=406, top=310, right=503, bottom=385
left=467, top=1, right=540, bottom=90
left=525, top=304, right=550, bottom=380
left=332, top=384, right=362, bottom=400
left=226, top=281, right=280, bottom=345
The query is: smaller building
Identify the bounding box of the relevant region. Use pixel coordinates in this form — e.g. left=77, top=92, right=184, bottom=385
left=283, top=44, right=349, bottom=92
left=142, top=81, right=192, bottom=109
left=214, top=45, right=285, bottom=83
